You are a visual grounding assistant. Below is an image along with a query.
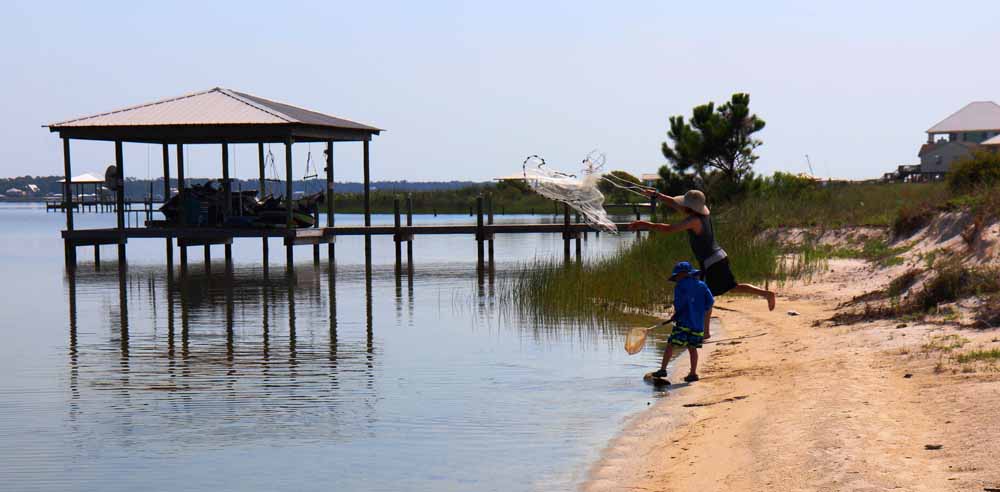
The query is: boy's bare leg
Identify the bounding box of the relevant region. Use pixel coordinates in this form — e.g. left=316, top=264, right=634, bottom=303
left=703, top=307, right=714, bottom=339
left=731, top=283, right=777, bottom=311
left=660, top=344, right=674, bottom=372
left=688, top=347, right=699, bottom=376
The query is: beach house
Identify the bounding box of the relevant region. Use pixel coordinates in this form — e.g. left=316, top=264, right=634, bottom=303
left=919, top=101, right=1000, bottom=177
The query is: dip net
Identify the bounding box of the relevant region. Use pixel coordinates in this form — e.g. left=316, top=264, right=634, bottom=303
left=522, top=152, right=618, bottom=233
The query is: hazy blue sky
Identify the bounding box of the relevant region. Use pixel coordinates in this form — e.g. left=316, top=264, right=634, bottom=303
left=3, top=1, right=999, bottom=182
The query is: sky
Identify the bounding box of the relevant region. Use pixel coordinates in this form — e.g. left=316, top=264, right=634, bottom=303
left=2, top=0, right=999, bottom=182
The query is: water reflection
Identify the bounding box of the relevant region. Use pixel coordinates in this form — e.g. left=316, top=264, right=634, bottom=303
left=63, top=259, right=380, bottom=447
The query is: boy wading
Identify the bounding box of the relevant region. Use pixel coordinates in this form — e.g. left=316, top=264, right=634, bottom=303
left=651, top=261, right=714, bottom=385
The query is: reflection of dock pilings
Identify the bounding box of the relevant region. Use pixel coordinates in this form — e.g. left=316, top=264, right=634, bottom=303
left=64, top=247, right=376, bottom=371
left=61, top=252, right=381, bottom=442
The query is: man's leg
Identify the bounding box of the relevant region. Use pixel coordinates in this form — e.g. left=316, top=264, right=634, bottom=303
left=731, top=283, right=777, bottom=311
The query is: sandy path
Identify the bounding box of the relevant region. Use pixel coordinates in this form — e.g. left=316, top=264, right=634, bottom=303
left=584, top=261, right=1000, bottom=491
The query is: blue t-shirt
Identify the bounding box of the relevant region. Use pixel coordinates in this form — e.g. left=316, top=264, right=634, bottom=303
left=673, top=276, right=715, bottom=332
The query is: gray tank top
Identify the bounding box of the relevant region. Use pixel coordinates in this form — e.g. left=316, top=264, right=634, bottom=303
left=686, top=215, right=725, bottom=268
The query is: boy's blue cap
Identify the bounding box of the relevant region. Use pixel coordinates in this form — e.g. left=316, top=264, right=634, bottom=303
left=669, top=261, right=700, bottom=281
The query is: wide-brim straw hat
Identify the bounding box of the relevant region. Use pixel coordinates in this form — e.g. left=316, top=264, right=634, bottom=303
left=671, top=189, right=710, bottom=215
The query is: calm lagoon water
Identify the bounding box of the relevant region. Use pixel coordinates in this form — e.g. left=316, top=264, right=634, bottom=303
left=0, top=203, right=670, bottom=491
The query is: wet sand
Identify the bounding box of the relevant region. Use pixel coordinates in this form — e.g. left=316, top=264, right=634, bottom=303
left=584, top=259, right=1000, bottom=491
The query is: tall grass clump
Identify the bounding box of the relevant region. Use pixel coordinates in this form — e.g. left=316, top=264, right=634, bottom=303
left=504, top=214, right=790, bottom=317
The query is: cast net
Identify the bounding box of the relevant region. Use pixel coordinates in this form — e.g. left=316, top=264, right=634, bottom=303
left=522, top=152, right=618, bottom=233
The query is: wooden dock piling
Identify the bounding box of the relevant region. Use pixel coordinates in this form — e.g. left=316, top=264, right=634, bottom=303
left=221, top=143, right=233, bottom=265
left=163, top=143, right=173, bottom=272
left=258, top=143, right=268, bottom=262
left=476, top=196, right=485, bottom=268
left=563, top=203, right=571, bottom=262
left=393, top=196, right=402, bottom=272
left=284, top=138, right=294, bottom=267
left=405, top=195, right=413, bottom=270
left=61, top=137, right=76, bottom=268
left=487, top=194, right=494, bottom=266
left=325, top=140, right=335, bottom=263
left=114, top=140, right=126, bottom=266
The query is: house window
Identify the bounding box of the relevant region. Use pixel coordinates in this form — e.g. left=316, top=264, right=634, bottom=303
left=935, top=155, right=942, bottom=167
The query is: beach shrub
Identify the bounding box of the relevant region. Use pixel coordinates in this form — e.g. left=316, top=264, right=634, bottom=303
left=948, top=151, right=1000, bottom=193
left=912, top=264, right=1000, bottom=312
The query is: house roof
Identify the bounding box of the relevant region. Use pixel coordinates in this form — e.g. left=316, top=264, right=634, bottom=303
left=58, top=172, right=105, bottom=184
left=927, top=101, right=1000, bottom=134
left=918, top=140, right=980, bottom=157
left=983, top=135, right=1000, bottom=146
left=47, top=88, right=382, bottom=144
left=640, top=173, right=661, bottom=182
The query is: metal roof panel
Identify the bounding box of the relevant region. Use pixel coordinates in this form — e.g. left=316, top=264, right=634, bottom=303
left=927, top=101, right=1000, bottom=133
left=48, top=88, right=381, bottom=133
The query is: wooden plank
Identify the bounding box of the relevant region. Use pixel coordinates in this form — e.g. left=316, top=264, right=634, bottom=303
left=61, top=222, right=631, bottom=241
left=179, top=237, right=233, bottom=247
left=68, top=236, right=127, bottom=246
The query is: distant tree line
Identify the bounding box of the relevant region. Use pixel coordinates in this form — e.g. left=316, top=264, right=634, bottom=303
left=0, top=175, right=482, bottom=200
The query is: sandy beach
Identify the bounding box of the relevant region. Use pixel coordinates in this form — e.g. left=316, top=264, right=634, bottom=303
left=585, top=257, right=1000, bottom=491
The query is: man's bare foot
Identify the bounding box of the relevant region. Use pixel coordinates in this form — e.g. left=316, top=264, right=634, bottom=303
left=766, top=291, right=776, bottom=311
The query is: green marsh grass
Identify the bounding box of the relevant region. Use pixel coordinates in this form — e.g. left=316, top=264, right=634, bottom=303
left=504, top=182, right=952, bottom=320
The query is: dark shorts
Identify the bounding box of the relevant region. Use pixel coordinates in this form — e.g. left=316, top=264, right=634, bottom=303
left=668, top=325, right=704, bottom=349
left=701, top=257, right=738, bottom=296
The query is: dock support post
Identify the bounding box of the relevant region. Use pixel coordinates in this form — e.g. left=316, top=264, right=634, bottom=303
left=363, top=140, right=372, bottom=263
left=285, top=138, right=294, bottom=268
left=575, top=229, right=582, bottom=261
left=487, top=194, right=494, bottom=266
left=61, top=137, right=76, bottom=269
left=476, top=196, right=485, bottom=269
left=163, top=143, right=173, bottom=272
left=563, top=203, right=571, bottom=262
left=221, top=143, right=233, bottom=265
left=393, top=196, right=402, bottom=273
left=177, top=144, right=186, bottom=227
left=94, top=245, right=100, bottom=270
left=405, top=195, right=413, bottom=270
left=325, top=140, right=335, bottom=263
left=204, top=244, right=211, bottom=273
left=312, top=196, right=320, bottom=266
left=258, top=142, right=268, bottom=262
left=114, top=140, right=126, bottom=267
left=180, top=245, right=188, bottom=274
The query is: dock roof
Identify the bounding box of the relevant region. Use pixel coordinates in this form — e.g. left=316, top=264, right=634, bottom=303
left=58, top=172, right=105, bottom=184
left=927, top=101, right=1000, bottom=134
left=47, top=88, right=382, bottom=144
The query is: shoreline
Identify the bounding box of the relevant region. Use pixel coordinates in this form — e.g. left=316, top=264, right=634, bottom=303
left=581, top=258, right=1000, bottom=491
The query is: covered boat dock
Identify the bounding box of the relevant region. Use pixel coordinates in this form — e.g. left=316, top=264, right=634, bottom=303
left=48, top=87, right=382, bottom=269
